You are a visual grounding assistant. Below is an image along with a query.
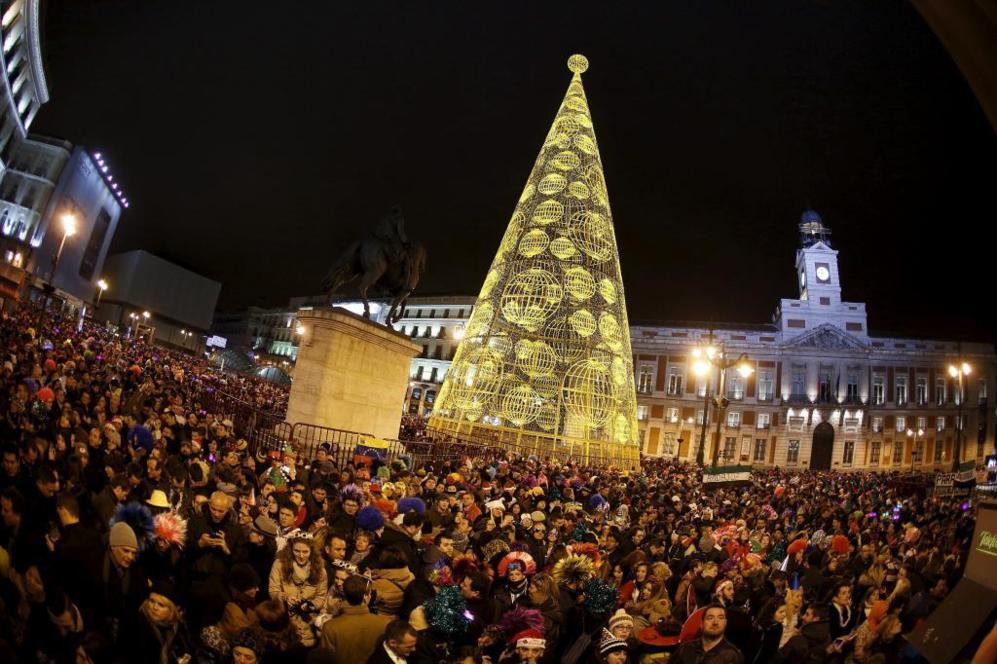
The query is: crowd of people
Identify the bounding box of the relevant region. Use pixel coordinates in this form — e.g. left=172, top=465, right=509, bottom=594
left=0, top=304, right=985, bottom=663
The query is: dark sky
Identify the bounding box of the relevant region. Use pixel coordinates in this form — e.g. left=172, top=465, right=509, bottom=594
left=35, top=1, right=997, bottom=342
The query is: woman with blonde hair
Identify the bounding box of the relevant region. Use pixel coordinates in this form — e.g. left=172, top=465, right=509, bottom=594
left=122, top=583, right=193, bottom=663
left=268, top=533, right=328, bottom=647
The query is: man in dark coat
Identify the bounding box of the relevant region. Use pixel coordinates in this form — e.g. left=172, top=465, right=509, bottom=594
left=185, top=490, right=248, bottom=580
left=50, top=493, right=101, bottom=609
left=777, top=604, right=832, bottom=663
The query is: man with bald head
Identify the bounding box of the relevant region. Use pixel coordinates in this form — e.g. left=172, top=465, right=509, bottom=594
left=187, top=490, right=248, bottom=576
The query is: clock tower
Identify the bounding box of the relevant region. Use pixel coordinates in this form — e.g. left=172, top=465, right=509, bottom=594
left=796, top=209, right=841, bottom=304
left=774, top=209, right=868, bottom=339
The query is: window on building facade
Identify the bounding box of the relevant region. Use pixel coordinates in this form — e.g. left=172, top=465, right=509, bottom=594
left=788, top=416, right=805, bottom=431
left=937, top=417, right=945, bottom=432
left=696, top=409, right=705, bottom=425
left=846, top=374, right=859, bottom=401
left=667, top=372, right=683, bottom=396
left=411, top=387, right=422, bottom=401
left=916, top=416, right=926, bottom=431
left=873, top=375, right=885, bottom=405
left=727, top=411, right=740, bottom=428
left=895, top=416, right=906, bottom=433
left=758, top=372, right=773, bottom=400
left=696, top=377, right=708, bottom=397
left=957, top=415, right=964, bottom=431
left=411, top=326, right=419, bottom=338
left=754, top=439, right=767, bottom=462
left=430, top=367, right=438, bottom=383
left=757, top=413, right=770, bottom=429
left=895, top=376, right=907, bottom=405
left=934, top=441, right=943, bottom=463
left=637, top=405, right=648, bottom=421
left=723, top=437, right=737, bottom=463
left=843, top=441, right=855, bottom=466
left=442, top=309, right=449, bottom=318
left=916, top=377, right=928, bottom=405
left=415, top=366, right=424, bottom=380
left=727, top=376, right=744, bottom=400
left=936, top=379, right=946, bottom=405
left=638, top=365, right=654, bottom=394
left=792, top=368, right=805, bottom=398
left=872, top=417, right=883, bottom=433
left=818, top=373, right=832, bottom=402
left=662, top=432, right=677, bottom=455
left=914, top=440, right=924, bottom=464
left=893, top=442, right=903, bottom=465
left=979, top=379, right=988, bottom=404
left=425, top=390, right=436, bottom=406
left=977, top=438, right=985, bottom=458
left=787, top=440, right=800, bottom=464
left=869, top=441, right=880, bottom=466
left=666, top=407, right=679, bottom=423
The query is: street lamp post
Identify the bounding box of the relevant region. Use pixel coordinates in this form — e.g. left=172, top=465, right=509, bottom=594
left=95, top=279, right=108, bottom=307
left=49, top=214, right=77, bottom=283
left=691, top=332, right=753, bottom=467
left=907, top=426, right=924, bottom=472
left=948, top=361, right=972, bottom=471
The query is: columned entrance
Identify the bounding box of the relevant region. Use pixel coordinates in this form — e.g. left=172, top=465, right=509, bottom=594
left=811, top=421, right=835, bottom=471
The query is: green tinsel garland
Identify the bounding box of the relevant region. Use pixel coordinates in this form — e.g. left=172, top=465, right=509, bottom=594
left=422, top=584, right=471, bottom=636
left=584, top=579, right=619, bottom=617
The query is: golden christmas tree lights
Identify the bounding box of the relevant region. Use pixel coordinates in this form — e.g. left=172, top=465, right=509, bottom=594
left=429, top=54, right=639, bottom=468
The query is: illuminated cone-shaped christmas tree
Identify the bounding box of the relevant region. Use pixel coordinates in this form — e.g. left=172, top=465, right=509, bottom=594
left=430, top=54, right=639, bottom=468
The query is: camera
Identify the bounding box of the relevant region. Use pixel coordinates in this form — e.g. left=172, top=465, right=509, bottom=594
left=289, top=600, right=319, bottom=618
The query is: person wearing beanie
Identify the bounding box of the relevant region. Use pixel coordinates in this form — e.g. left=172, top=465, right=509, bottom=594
left=87, top=520, right=148, bottom=643
left=231, top=627, right=264, bottom=664
left=608, top=608, right=635, bottom=641
left=120, top=583, right=194, bottom=663
left=597, top=627, right=629, bottom=663
left=360, top=508, right=423, bottom=574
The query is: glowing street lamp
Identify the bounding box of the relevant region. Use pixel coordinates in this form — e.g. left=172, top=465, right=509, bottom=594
left=690, top=331, right=753, bottom=467
left=907, top=426, right=925, bottom=471
left=50, top=213, right=78, bottom=282
left=948, top=361, right=972, bottom=471
left=95, top=278, right=108, bottom=306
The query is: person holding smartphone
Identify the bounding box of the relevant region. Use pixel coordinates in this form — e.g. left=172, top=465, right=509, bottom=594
left=776, top=603, right=832, bottom=662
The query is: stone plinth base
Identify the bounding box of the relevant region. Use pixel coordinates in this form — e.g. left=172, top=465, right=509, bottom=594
left=287, top=307, right=420, bottom=441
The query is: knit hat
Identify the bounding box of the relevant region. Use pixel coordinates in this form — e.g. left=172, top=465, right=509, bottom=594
left=229, top=563, right=261, bottom=592
left=598, top=628, right=628, bottom=657
left=149, top=577, right=180, bottom=605
left=513, top=628, right=545, bottom=650
left=356, top=506, right=385, bottom=531
left=231, top=628, right=263, bottom=656
left=608, top=608, right=634, bottom=633
left=109, top=522, right=138, bottom=549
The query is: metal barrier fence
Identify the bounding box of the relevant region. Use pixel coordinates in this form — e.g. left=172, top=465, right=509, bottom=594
left=193, top=382, right=635, bottom=472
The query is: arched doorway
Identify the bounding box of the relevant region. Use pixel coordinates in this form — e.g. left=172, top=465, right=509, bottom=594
left=811, top=421, right=835, bottom=471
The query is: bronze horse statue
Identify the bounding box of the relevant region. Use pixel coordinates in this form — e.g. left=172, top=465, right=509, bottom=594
left=321, top=207, right=427, bottom=325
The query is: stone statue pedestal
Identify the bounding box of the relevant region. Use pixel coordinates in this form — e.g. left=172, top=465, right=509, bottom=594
left=286, top=307, right=420, bottom=441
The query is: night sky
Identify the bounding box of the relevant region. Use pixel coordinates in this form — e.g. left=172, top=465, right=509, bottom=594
left=34, top=1, right=997, bottom=342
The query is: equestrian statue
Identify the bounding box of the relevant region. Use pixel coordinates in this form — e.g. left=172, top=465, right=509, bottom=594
left=321, top=206, right=427, bottom=325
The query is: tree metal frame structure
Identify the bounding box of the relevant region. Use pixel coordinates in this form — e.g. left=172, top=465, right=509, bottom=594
left=429, top=55, right=639, bottom=469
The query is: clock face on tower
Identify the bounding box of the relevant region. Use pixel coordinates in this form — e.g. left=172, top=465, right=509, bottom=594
left=816, top=265, right=830, bottom=283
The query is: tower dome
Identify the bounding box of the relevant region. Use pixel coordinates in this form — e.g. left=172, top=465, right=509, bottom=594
left=798, top=209, right=831, bottom=247
left=800, top=209, right=822, bottom=225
